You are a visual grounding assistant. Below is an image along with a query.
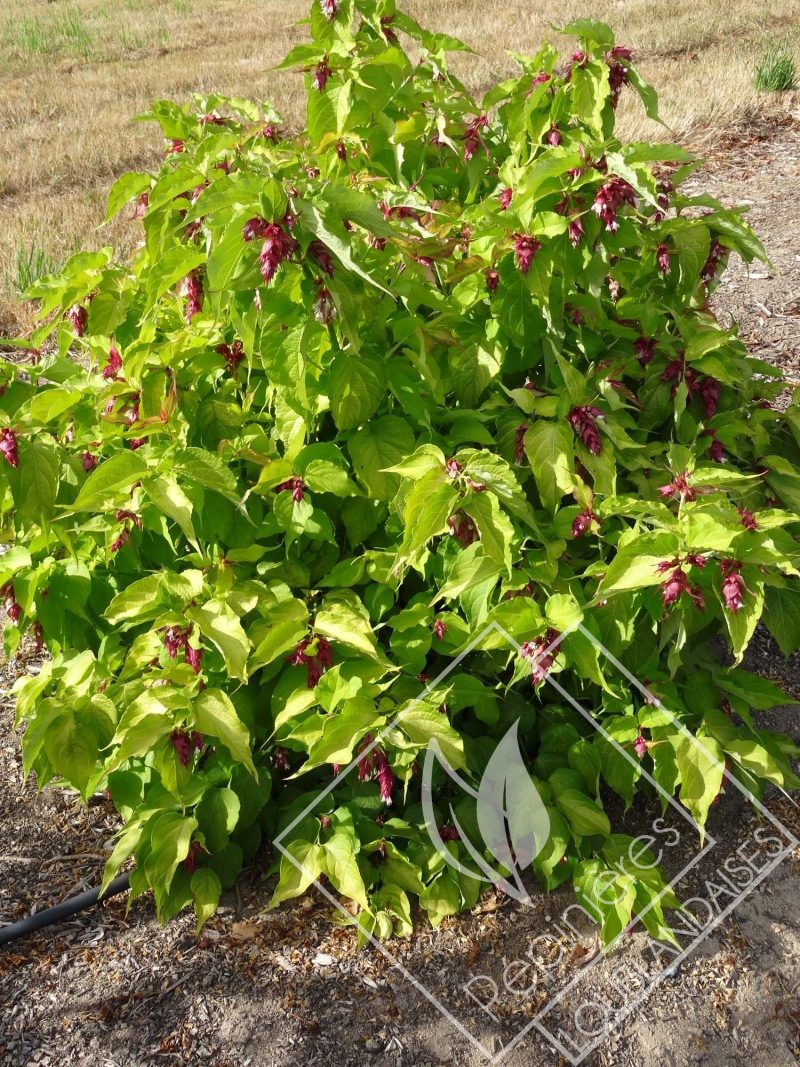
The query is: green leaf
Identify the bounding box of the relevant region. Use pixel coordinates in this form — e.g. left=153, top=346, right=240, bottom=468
left=763, top=586, right=800, bottom=658
left=303, top=698, right=382, bottom=770
left=105, top=171, right=151, bottom=221
left=597, top=553, right=664, bottom=597
left=674, top=734, right=725, bottom=832
left=570, top=61, right=610, bottom=134
left=191, top=867, right=222, bottom=934
left=145, top=811, right=198, bottom=891
left=72, top=452, right=148, bottom=511
left=186, top=599, right=250, bottom=681
left=329, top=352, right=387, bottom=431
left=395, top=468, right=459, bottom=568
left=144, top=475, right=196, bottom=543
left=173, top=448, right=240, bottom=502
left=196, top=787, right=241, bottom=853
left=314, top=590, right=388, bottom=665
left=269, top=840, right=324, bottom=907
left=15, top=440, right=60, bottom=525
left=193, top=688, right=255, bottom=776
left=523, top=422, right=574, bottom=512
left=44, top=714, right=97, bottom=793
left=462, top=491, right=513, bottom=576
left=419, top=868, right=462, bottom=928
left=627, top=67, right=663, bottom=123
left=322, top=832, right=370, bottom=909
left=555, top=788, right=611, bottom=837
left=295, top=199, right=393, bottom=295
left=348, top=416, right=415, bottom=500
left=396, top=704, right=466, bottom=771
left=249, top=599, right=309, bottom=672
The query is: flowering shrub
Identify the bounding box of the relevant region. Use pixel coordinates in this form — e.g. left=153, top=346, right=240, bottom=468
left=4, top=0, right=800, bottom=940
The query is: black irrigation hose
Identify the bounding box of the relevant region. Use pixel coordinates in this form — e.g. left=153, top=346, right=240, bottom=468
left=0, top=872, right=130, bottom=947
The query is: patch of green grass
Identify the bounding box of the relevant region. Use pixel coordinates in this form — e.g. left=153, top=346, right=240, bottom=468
left=754, top=45, right=796, bottom=92
left=117, top=25, right=147, bottom=52
left=53, top=7, right=93, bottom=57
left=13, top=16, right=54, bottom=56
left=13, top=240, right=58, bottom=295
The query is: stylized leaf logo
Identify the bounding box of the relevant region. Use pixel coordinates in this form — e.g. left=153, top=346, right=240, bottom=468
left=421, top=719, right=551, bottom=903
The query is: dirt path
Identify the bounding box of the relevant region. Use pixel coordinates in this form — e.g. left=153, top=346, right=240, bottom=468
left=2, top=120, right=800, bottom=1067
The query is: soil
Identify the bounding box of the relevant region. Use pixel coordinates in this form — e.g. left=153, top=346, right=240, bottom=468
left=2, top=117, right=800, bottom=1067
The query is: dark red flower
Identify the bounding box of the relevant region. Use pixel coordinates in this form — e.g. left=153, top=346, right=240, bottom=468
left=513, top=234, right=541, bottom=274
left=700, top=377, right=720, bottom=418
left=546, top=123, right=562, bottom=146
left=634, top=734, right=648, bottom=759
left=380, top=15, right=398, bottom=44
left=309, top=240, right=334, bottom=276
left=498, top=187, right=513, bottom=211
left=433, top=619, right=447, bottom=641
left=102, top=346, right=122, bottom=381
left=242, top=217, right=269, bottom=242
left=180, top=271, right=203, bottom=321
left=259, top=224, right=296, bottom=284
left=0, top=428, right=19, bottom=469
left=520, top=628, right=561, bottom=684
left=320, top=0, right=339, bottom=19
left=660, top=566, right=704, bottom=611
left=658, top=471, right=696, bottom=501
left=170, top=729, right=194, bottom=767
left=720, top=560, right=747, bottom=613
left=375, top=749, right=396, bottom=805
left=131, top=192, right=148, bottom=220
left=656, top=244, right=671, bottom=275
left=182, top=841, right=204, bottom=874
left=702, top=238, right=726, bottom=284
left=261, top=123, right=281, bottom=141
left=571, top=510, right=599, bottom=538
left=438, top=825, right=460, bottom=841
left=313, top=55, right=332, bottom=91
left=110, top=529, right=130, bottom=553
left=606, top=46, right=633, bottom=107
left=163, top=625, right=190, bottom=659
left=530, top=71, right=550, bottom=90
left=68, top=305, right=88, bottom=337
left=737, top=505, right=758, bottom=531
left=514, top=423, right=528, bottom=464
left=313, top=285, right=336, bottom=325
left=216, top=339, right=245, bottom=373
left=703, top=428, right=725, bottom=462
left=591, top=178, right=636, bottom=232
left=185, top=644, right=203, bottom=674
left=568, top=405, right=603, bottom=455
left=568, top=217, right=584, bottom=248
left=635, top=337, right=655, bottom=366
left=2, top=583, right=21, bottom=625
left=276, top=477, right=306, bottom=503
left=287, top=635, right=334, bottom=687
left=115, top=509, right=143, bottom=529
left=448, top=511, right=479, bottom=547
left=486, top=268, right=500, bottom=293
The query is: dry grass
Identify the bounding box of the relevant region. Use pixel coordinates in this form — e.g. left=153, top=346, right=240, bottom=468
left=1, top=0, right=798, bottom=331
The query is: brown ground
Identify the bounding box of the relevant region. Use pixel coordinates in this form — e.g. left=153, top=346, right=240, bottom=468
left=2, top=119, right=800, bottom=1067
